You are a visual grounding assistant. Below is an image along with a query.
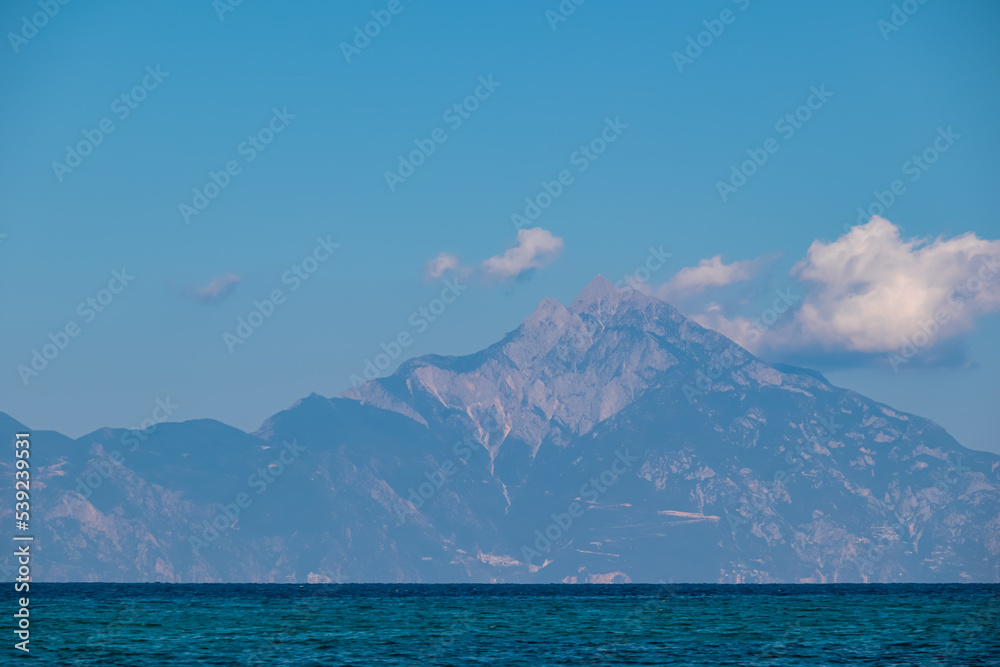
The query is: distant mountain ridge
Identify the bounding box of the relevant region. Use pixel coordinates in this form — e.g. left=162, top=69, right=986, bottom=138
left=3, top=276, right=998, bottom=583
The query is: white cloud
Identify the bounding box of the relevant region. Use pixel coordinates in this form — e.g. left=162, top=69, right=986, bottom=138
left=482, top=227, right=564, bottom=279
left=656, top=255, right=768, bottom=301
left=187, top=273, right=241, bottom=303
left=728, top=216, right=1000, bottom=354
left=424, top=252, right=463, bottom=280
left=681, top=218, right=1000, bottom=362
left=691, top=309, right=756, bottom=349
left=779, top=217, right=1000, bottom=353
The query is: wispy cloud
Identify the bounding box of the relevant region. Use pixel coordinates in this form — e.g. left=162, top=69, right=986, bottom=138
left=655, top=254, right=774, bottom=301
left=424, top=252, right=470, bottom=281
left=482, top=227, right=563, bottom=279
left=186, top=273, right=241, bottom=303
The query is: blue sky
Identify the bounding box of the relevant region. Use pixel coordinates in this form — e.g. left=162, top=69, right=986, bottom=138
left=2, top=1, right=998, bottom=453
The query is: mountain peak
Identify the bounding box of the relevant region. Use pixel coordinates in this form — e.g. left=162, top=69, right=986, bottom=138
left=569, top=274, right=655, bottom=314
left=570, top=274, right=624, bottom=309
left=574, top=274, right=617, bottom=301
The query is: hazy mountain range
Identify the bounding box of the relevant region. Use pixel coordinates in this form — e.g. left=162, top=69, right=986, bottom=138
left=3, top=276, right=998, bottom=583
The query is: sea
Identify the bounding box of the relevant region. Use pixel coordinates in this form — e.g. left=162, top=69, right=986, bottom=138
left=7, top=583, right=1000, bottom=665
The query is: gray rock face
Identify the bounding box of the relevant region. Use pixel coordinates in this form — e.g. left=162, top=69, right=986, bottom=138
left=4, top=277, right=998, bottom=583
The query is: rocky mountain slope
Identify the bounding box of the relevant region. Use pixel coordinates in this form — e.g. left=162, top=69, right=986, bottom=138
left=3, top=277, right=998, bottom=583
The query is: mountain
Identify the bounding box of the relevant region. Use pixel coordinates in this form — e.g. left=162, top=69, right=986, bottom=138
left=3, top=276, right=998, bottom=583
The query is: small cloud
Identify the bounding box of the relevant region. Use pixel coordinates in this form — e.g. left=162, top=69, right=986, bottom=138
left=424, top=252, right=470, bottom=281
left=691, top=309, right=759, bottom=351
left=482, top=227, right=563, bottom=279
left=656, top=254, right=773, bottom=301
left=186, top=273, right=241, bottom=303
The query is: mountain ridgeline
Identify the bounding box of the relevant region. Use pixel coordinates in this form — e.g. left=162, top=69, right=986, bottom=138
left=3, top=277, right=998, bottom=583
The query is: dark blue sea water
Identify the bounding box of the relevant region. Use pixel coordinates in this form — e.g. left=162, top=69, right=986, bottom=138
left=5, top=584, right=999, bottom=665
